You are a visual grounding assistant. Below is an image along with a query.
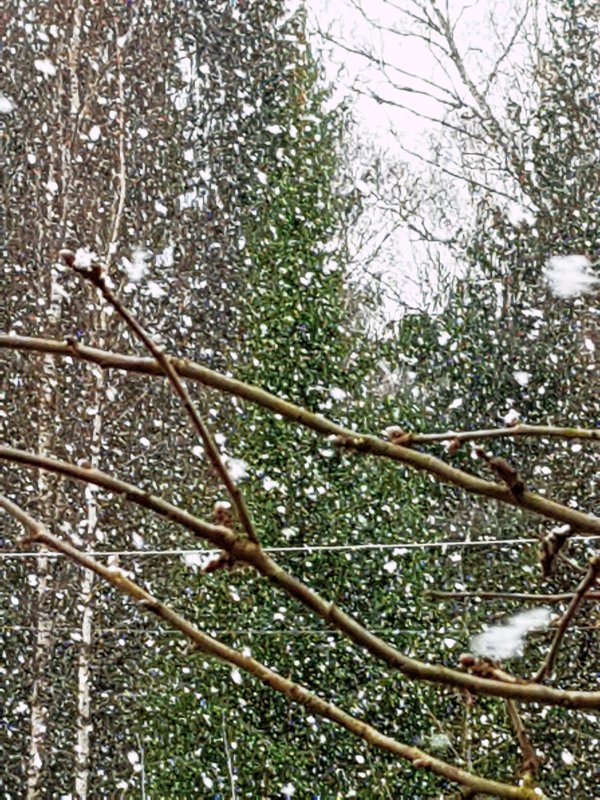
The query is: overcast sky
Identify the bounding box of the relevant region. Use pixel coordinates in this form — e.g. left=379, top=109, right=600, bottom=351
left=302, top=0, right=535, bottom=311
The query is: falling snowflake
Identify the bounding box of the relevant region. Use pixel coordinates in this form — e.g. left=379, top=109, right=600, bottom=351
left=147, top=281, right=165, bottom=298
left=226, top=458, right=249, bottom=482
left=34, top=58, right=57, bottom=76
left=231, top=667, right=243, bottom=686
left=181, top=551, right=204, bottom=570
left=471, top=608, right=552, bottom=660
left=122, top=248, right=149, bottom=282
left=502, top=407, right=521, bottom=427
left=544, top=255, right=599, bottom=298
left=0, top=94, right=15, bottom=113
left=512, top=371, right=531, bottom=387
left=74, top=248, right=96, bottom=269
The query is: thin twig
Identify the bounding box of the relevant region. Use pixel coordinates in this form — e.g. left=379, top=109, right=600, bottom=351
left=1, top=449, right=600, bottom=711
left=58, top=254, right=259, bottom=545
left=0, top=495, right=536, bottom=800
left=505, top=700, right=539, bottom=777
left=400, top=424, right=600, bottom=444
left=428, top=590, right=600, bottom=604
left=222, top=711, right=236, bottom=800
left=534, top=555, right=600, bottom=682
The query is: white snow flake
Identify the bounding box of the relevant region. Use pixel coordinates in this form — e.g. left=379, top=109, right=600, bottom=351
left=0, top=94, right=15, bottom=113
left=544, top=255, right=599, bottom=299
left=561, top=749, right=575, bottom=766
left=471, top=608, right=552, bottom=661
left=147, top=281, right=166, bottom=298
left=503, top=408, right=521, bottom=426
left=512, top=371, right=531, bottom=387
left=227, top=458, right=249, bottom=482
left=34, top=58, right=57, bottom=76
left=182, top=551, right=204, bottom=570
left=74, top=247, right=96, bottom=268
left=131, top=532, right=145, bottom=549
left=156, top=244, right=175, bottom=267
left=231, top=667, right=243, bottom=685
left=122, top=248, right=149, bottom=282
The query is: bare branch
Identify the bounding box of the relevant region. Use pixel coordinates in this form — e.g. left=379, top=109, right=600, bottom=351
left=3, top=334, right=600, bottom=537
left=2, top=445, right=600, bottom=710
left=393, top=142, right=519, bottom=202
left=317, top=30, right=457, bottom=101
left=482, top=3, right=531, bottom=98
left=534, top=555, right=600, bottom=682
left=505, top=699, right=540, bottom=777
left=0, top=495, right=538, bottom=800
left=59, top=253, right=259, bottom=545
left=399, top=423, right=600, bottom=445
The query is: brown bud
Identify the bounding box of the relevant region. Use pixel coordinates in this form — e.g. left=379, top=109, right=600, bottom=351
left=59, top=248, right=75, bottom=268
left=213, top=501, right=233, bottom=528
left=447, top=437, right=461, bottom=455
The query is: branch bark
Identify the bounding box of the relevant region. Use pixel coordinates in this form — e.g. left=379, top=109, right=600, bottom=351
left=59, top=254, right=259, bottom=546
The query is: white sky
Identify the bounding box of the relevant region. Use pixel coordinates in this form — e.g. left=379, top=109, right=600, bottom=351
left=305, top=0, right=509, bottom=148
left=303, top=0, right=533, bottom=311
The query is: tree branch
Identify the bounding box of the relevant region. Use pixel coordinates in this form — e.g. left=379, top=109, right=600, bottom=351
left=58, top=253, right=259, bottom=545
left=534, top=555, right=600, bottom=682
left=0, top=495, right=538, bottom=800
left=399, top=424, right=600, bottom=445
left=505, top=699, right=540, bottom=778
left=1, top=446, right=600, bottom=710
left=2, top=334, right=600, bottom=537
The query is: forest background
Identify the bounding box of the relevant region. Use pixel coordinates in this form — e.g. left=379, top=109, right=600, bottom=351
left=0, top=1, right=598, bottom=798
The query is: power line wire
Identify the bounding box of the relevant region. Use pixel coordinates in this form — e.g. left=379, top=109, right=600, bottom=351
left=0, top=534, right=597, bottom=560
